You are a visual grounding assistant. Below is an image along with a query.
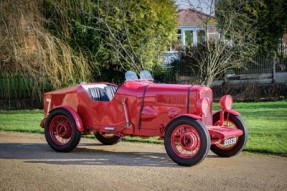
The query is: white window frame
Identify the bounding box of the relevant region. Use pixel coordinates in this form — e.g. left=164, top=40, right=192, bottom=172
left=179, top=26, right=205, bottom=47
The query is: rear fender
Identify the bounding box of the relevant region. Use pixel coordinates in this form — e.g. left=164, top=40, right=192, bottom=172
left=49, top=106, right=84, bottom=132
left=213, top=110, right=240, bottom=126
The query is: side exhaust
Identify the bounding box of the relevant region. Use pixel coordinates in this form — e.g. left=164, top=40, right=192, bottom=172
left=122, top=97, right=131, bottom=128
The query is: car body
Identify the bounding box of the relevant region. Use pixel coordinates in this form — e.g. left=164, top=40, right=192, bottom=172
left=40, top=70, right=248, bottom=166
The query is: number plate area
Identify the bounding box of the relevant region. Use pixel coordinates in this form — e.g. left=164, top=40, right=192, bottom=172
left=224, top=137, right=237, bottom=146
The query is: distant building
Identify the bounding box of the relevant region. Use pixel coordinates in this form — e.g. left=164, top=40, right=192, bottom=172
left=164, top=9, right=219, bottom=67
left=175, top=9, right=218, bottom=49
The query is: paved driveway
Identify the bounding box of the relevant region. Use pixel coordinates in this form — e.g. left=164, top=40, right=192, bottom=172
left=0, top=131, right=286, bottom=191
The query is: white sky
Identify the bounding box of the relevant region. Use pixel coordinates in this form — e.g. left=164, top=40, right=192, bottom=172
left=174, top=0, right=215, bottom=15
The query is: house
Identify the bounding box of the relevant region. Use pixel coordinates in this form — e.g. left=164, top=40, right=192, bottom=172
left=164, top=9, right=219, bottom=67
left=176, top=9, right=218, bottom=48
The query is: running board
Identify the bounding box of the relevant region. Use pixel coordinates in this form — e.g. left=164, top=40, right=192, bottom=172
left=208, top=126, right=243, bottom=139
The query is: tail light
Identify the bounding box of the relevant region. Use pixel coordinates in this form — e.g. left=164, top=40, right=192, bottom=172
left=220, top=95, right=233, bottom=110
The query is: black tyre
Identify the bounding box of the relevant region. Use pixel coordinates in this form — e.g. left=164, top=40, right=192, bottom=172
left=164, top=117, right=210, bottom=166
left=95, top=132, right=121, bottom=145
left=211, top=112, right=248, bottom=157
left=44, top=109, right=81, bottom=152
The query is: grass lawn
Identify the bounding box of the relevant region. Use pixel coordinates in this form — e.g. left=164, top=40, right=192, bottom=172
left=0, top=101, right=286, bottom=156
left=0, top=109, right=43, bottom=133
left=231, top=101, right=287, bottom=155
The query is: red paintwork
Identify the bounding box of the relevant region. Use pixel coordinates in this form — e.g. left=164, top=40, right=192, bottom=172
left=41, top=80, right=243, bottom=144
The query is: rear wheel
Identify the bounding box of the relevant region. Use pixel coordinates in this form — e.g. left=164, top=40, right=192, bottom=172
left=44, top=109, right=81, bottom=152
left=211, top=113, right=248, bottom=157
left=95, top=132, right=121, bottom=145
left=164, top=117, right=210, bottom=166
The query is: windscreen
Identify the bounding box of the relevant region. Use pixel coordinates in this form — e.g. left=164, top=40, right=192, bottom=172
left=139, top=70, right=153, bottom=81
left=125, top=71, right=138, bottom=81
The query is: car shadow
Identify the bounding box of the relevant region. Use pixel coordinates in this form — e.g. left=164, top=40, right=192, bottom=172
left=0, top=142, right=219, bottom=167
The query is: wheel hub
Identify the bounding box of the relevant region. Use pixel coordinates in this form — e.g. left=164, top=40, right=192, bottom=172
left=180, top=132, right=199, bottom=151
left=55, top=122, right=70, bottom=138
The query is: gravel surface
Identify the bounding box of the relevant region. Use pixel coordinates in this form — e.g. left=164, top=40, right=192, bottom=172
left=0, top=131, right=286, bottom=191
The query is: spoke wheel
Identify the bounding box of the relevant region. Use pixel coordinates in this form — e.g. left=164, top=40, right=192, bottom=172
left=45, top=109, right=81, bottom=152
left=164, top=117, right=210, bottom=166
left=211, top=113, right=248, bottom=157
left=49, top=115, right=72, bottom=145
left=171, top=125, right=201, bottom=158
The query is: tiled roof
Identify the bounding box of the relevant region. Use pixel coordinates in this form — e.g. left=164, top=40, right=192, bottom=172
left=178, top=9, right=215, bottom=26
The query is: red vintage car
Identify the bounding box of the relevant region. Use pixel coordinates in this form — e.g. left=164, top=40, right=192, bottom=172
left=40, top=70, right=247, bottom=166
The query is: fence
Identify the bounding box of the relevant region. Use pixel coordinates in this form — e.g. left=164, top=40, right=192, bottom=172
left=235, top=57, right=287, bottom=74
left=163, top=50, right=287, bottom=84
left=225, top=57, right=287, bottom=85
left=229, top=38, right=287, bottom=74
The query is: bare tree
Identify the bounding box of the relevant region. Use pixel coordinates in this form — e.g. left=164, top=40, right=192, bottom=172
left=176, top=0, right=257, bottom=86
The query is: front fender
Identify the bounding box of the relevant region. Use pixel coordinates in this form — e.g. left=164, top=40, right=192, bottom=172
left=166, top=114, right=202, bottom=127
left=176, top=114, right=202, bottom=120
left=213, top=110, right=241, bottom=117
left=49, top=106, right=84, bottom=132
left=163, top=114, right=203, bottom=137
left=213, top=110, right=240, bottom=126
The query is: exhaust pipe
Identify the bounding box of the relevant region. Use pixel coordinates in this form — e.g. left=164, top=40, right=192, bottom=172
left=122, top=97, right=131, bottom=128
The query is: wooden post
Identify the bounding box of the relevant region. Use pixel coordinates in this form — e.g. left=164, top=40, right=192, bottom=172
left=272, top=58, right=276, bottom=83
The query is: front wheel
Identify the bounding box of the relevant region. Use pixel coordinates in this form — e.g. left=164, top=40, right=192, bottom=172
left=164, top=117, right=210, bottom=166
left=211, top=113, right=248, bottom=157
left=44, top=109, right=81, bottom=152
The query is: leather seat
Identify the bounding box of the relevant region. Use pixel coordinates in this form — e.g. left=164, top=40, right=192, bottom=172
left=88, top=85, right=118, bottom=101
